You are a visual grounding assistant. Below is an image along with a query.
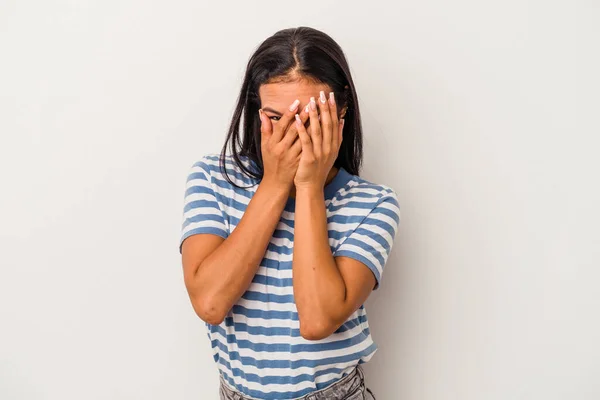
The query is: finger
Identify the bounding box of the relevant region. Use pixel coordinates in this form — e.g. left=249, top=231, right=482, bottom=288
left=328, top=91, right=339, bottom=150
left=259, top=109, right=273, bottom=145
left=290, top=133, right=302, bottom=157
left=280, top=102, right=310, bottom=149
left=318, top=90, right=333, bottom=156
left=272, top=99, right=300, bottom=143
left=295, top=113, right=314, bottom=158
left=308, top=96, right=321, bottom=156
left=302, top=101, right=311, bottom=118
left=290, top=128, right=303, bottom=157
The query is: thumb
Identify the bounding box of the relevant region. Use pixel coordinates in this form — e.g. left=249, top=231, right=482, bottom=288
left=259, top=109, right=272, bottom=144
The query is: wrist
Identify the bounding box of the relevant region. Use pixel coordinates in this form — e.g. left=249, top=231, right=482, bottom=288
left=259, top=177, right=293, bottom=198
left=294, top=184, right=324, bottom=196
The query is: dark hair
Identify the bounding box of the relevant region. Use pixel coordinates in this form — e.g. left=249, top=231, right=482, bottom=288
left=219, top=26, right=363, bottom=188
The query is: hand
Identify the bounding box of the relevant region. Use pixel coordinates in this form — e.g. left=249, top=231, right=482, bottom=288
left=293, top=90, right=344, bottom=189
left=259, top=99, right=310, bottom=190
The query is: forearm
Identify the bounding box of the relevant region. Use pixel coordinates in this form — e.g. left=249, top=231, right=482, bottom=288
left=292, top=186, right=347, bottom=335
left=192, top=179, right=289, bottom=323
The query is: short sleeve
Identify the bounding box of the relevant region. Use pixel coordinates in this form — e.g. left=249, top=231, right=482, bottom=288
left=179, top=157, right=229, bottom=254
left=333, top=191, right=400, bottom=290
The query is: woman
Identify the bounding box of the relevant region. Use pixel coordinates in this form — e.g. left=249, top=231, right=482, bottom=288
left=179, top=26, right=400, bottom=400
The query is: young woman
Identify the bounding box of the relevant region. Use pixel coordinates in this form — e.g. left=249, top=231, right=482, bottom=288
left=179, top=26, right=400, bottom=400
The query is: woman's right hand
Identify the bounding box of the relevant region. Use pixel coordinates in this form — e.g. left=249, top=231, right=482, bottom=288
left=259, top=99, right=310, bottom=190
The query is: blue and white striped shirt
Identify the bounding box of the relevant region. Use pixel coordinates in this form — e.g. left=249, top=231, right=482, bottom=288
left=179, top=153, right=400, bottom=399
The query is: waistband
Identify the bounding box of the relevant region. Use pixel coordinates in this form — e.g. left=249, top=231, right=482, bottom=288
left=219, top=364, right=365, bottom=400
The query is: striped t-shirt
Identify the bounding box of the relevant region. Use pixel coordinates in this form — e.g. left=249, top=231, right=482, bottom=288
left=179, top=153, right=400, bottom=400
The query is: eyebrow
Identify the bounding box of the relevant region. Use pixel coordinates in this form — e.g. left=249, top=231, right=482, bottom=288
left=262, top=106, right=321, bottom=116
left=261, top=107, right=283, bottom=116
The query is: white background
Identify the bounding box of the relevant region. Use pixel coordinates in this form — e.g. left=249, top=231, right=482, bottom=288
left=1, top=1, right=599, bottom=399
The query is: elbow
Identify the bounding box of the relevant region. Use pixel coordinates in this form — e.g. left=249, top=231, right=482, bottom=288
left=192, top=295, right=227, bottom=325
left=299, top=317, right=335, bottom=341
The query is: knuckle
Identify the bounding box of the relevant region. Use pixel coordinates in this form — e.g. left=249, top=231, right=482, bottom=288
left=284, top=130, right=297, bottom=141
left=272, top=146, right=284, bottom=157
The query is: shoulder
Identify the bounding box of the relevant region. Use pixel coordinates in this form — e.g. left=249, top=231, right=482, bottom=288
left=186, top=153, right=258, bottom=187
left=188, top=152, right=238, bottom=176
left=343, top=172, right=400, bottom=211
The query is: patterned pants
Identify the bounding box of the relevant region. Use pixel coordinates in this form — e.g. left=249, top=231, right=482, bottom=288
left=219, top=364, right=376, bottom=400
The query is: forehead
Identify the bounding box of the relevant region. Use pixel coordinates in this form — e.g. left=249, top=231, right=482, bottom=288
left=259, top=79, right=331, bottom=108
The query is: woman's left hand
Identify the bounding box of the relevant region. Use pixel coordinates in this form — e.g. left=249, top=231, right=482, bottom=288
left=294, top=90, right=345, bottom=190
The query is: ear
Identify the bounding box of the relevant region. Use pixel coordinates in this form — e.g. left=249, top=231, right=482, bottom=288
left=339, top=85, right=350, bottom=118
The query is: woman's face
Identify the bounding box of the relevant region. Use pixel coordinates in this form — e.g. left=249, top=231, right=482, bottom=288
left=258, top=79, right=339, bottom=125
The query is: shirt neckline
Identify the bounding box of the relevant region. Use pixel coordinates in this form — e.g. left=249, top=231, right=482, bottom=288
left=246, top=156, right=352, bottom=210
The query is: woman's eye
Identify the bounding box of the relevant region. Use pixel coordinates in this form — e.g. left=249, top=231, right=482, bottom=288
left=269, top=116, right=281, bottom=121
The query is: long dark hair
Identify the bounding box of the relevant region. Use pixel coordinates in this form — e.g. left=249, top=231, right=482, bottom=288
left=219, top=26, right=363, bottom=188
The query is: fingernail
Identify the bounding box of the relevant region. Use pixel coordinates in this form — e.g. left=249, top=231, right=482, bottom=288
left=304, top=104, right=310, bottom=113
left=310, top=97, right=317, bottom=111
left=258, top=109, right=263, bottom=122
left=295, top=113, right=302, bottom=126
left=329, top=92, right=335, bottom=105
left=341, top=118, right=345, bottom=127
left=289, top=99, right=300, bottom=112
left=320, top=91, right=327, bottom=104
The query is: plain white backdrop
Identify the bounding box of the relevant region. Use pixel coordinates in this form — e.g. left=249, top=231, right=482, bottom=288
left=1, top=1, right=599, bottom=399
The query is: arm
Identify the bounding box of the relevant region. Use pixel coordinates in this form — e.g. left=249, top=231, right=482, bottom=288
left=181, top=178, right=289, bottom=325
left=181, top=99, right=310, bottom=325
left=293, top=186, right=377, bottom=340
left=292, top=91, right=400, bottom=340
